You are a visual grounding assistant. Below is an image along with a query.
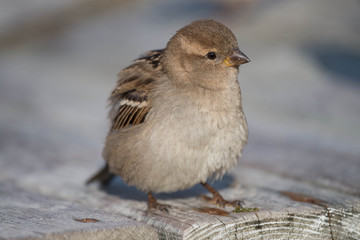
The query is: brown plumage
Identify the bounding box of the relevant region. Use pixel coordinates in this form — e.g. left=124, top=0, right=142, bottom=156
left=108, top=50, right=162, bottom=129
left=87, top=19, right=250, bottom=212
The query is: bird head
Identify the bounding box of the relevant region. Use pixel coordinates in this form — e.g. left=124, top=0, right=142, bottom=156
left=162, top=19, right=250, bottom=91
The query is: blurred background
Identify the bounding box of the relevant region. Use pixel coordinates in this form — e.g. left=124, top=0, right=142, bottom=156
left=0, top=0, right=359, bottom=197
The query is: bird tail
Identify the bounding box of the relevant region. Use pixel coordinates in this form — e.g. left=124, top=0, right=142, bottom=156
left=86, top=164, right=115, bottom=186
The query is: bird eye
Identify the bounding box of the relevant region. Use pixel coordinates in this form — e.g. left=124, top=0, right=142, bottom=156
left=206, top=52, right=217, bottom=60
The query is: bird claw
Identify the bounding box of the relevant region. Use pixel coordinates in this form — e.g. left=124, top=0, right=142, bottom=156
left=199, top=194, right=244, bottom=208
left=147, top=192, right=170, bottom=213
left=228, top=199, right=245, bottom=208
left=148, top=201, right=171, bottom=213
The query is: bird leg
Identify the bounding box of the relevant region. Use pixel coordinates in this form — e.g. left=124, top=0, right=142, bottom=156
left=147, top=192, right=170, bottom=213
left=200, top=182, right=244, bottom=208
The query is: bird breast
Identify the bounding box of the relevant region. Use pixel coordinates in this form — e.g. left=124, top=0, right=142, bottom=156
left=137, top=82, right=247, bottom=192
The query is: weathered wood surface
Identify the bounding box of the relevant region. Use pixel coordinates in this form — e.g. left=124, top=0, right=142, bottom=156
left=1, top=0, right=360, bottom=239
left=6, top=154, right=359, bottom=239
left=0, top=183, right=158, bottom=240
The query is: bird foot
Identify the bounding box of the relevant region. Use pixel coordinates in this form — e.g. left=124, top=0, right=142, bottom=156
left=147, top=192, right=170, bottom=213
left=148, top=201, right=170, bottom=213
left=200, top=193, right=244, bottom=208
left=200, top=182, right=244, bottom=208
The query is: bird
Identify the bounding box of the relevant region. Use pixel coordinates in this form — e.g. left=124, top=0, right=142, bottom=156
left=87, top=19, right=250, bottom=212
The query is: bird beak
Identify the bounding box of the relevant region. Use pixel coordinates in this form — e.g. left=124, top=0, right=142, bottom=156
left=224, top=48, right=250, bottom=67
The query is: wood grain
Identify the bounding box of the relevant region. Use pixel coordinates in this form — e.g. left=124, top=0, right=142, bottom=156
left=0, top=183, right=159, bottom=240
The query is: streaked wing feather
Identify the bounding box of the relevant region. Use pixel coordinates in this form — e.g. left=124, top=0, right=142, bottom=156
left=109, top=49, right=164, bottom=130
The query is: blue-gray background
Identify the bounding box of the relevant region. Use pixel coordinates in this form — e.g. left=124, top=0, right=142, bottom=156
left=1, top=0, right=359, bottom=195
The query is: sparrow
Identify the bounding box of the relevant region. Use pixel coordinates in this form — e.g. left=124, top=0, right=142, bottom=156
left=87, top=19, right=250, bottom=212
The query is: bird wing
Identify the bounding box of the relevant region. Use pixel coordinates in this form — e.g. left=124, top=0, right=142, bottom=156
left=108, top=49, right=164, bottom=130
